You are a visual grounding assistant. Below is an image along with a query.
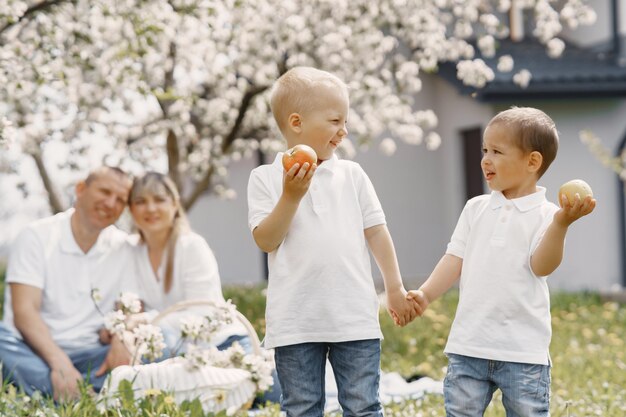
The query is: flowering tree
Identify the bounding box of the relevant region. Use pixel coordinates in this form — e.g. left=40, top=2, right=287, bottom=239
left=580, top=130, right=626, bottom=182
left=0, top=0, right=596, bottom=213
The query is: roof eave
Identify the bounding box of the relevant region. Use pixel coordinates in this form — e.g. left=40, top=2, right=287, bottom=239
left=469, top=84, right=626, bottom=102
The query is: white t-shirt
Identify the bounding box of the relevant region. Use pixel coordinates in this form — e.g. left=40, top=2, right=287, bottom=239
left=129, top=232, right=246, bottom=344
left=444, top=187, right=559, bottom=365
left=3, top=209, right=134, bottom=351
left=248, top=154, right=386, bottom=348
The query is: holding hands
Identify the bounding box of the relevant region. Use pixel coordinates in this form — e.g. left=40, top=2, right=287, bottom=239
left=406, top=289, right=430, bottom=315
left=387, top=287, right=425, bottom=327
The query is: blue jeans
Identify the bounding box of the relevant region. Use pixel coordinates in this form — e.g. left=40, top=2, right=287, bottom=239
left=0, top=323, right=110, bottom=396
left=274, top=339, right=383, bottom=417
left=444, top=353, right=551, bottom=417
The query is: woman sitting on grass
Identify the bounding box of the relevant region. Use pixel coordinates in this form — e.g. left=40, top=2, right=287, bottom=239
left=127, top=171, right=281, bottom=403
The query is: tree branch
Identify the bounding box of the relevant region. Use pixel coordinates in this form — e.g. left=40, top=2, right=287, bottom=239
left=182, top=165, right=213, bottom=211
left=156, top=42, right=183, bottom=192
left=182, top=84, right=269, bottom=210
left=30, top=149, right=66, bottom=214
left=0, top=0, right=73, bottom=36
left=166, top=129, right=181, bottom=192
left=221, top=84, right=269, bottom=152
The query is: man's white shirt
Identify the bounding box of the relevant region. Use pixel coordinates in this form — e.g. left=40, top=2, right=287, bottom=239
left=3, top=209, right=135, bottom=351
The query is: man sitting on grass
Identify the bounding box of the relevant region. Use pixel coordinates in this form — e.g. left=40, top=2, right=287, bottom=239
left=0, top=166, right=135, bottom=401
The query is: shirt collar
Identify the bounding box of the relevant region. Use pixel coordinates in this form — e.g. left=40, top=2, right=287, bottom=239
left=60, top=208, right=112, bottom=256
left=489, top=186, right=547, bottom=212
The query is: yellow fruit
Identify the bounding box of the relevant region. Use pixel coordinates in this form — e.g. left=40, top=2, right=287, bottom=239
left=558, top=179, right=593, bottom=207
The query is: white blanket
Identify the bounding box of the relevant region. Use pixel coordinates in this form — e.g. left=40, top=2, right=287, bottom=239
left=324, top=362, right=443, bottom=412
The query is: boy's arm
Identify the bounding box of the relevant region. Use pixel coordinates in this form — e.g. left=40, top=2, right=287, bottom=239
left=531, top=195, right=596, bottom=277
left=365, top=224, right=423, bottom=326
left=252, top=162, right=316, bottom=253
left=407, top=254, right=462, bottom=310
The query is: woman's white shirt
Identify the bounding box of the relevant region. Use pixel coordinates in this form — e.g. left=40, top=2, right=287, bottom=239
left=130, top=232, right=246, bottom=344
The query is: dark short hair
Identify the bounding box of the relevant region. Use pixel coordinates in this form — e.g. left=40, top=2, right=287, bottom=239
left=487, top=107, right=559, bottom=178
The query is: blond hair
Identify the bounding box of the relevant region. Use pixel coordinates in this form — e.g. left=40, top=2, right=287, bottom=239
left=270, top=66, right=348, bottom=135
left=129, top=172, right=190, bottom=294
left=85, top=166, right=131, bottom=185
left=487, top=107, right=559, bottom=178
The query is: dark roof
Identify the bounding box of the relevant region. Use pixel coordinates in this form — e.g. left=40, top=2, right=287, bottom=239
left=437, top=37, right=626, bottom=102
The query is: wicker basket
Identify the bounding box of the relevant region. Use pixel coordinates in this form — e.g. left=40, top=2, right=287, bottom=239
left=100, top=299, right=266, bottom=413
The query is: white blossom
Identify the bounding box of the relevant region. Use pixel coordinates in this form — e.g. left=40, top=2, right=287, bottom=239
left=0, top=0, right=597, bottom=218
left=456, top=59, right=495, bottom=88
left=497, top=55, right=514, bottom=72
left=179, top=300, right=237, bottom=343
left=513, top=69, right=532, bottom=89
left=547, top=38, right=566, bottom=58
left=90, top=287, right=102, bottom=303
left=132, top=323, right=166, bottom=362
left=118, top=292, right=142, bottom=315
left=425, top=132, right=442, bottom=151
left=184, top=344, right=211, bottom=371
left=104, top=310, right=127, bottom=337
left=379, top=138, right=397, bottom=156
left=477, top=35, right=496, bottom=58
left=180, top=315, right=207, bottom=341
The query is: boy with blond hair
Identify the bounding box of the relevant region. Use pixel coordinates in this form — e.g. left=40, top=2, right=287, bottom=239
left=408, top=107, right=596, bottom=416
left=247, top=66, right=419, bottom=416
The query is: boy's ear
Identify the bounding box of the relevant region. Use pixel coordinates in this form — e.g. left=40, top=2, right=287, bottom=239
left=527, top=151, right=543, bottom=174
left=287, top=113, right=302, bottom=133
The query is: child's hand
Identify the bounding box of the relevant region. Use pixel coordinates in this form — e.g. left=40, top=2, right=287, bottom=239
left=283, top=162, right=317, bottom=201
left=406, top=290, right=430, bottom=316
left=387, top=287, right=423, bottom=327
left=555, top=194, right=596, bottom=227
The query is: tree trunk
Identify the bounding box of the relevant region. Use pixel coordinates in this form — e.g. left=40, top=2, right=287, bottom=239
left=31, top=151, right=66, bottom=214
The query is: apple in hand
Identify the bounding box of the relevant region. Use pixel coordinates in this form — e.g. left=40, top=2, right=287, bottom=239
left=282, top=144, right=317, bottom=173
left=558, top=179, right=593, bottom=207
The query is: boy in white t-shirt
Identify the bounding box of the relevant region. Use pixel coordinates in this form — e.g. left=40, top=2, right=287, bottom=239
left=407, top=107, right=596, bottom=416
left=247, top=66, right=420, bottom=417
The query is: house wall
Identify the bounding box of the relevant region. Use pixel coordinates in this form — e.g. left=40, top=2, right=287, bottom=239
left=426, top=79, right=626, bottom=292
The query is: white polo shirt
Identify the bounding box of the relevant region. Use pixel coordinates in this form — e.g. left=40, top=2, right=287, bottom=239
left=3, top=209, right=135, bottom=351
left=444, top=187, right=559, bottom=365
left=248, top=154, right=386, bottom=348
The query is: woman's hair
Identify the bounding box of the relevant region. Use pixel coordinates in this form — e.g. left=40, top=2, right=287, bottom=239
left=129, top=172, right=190, bottom=293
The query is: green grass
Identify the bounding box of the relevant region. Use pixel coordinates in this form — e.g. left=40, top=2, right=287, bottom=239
left=0, top=282, right=625, bottom=416
left=229, top=287, right=626, bottom=417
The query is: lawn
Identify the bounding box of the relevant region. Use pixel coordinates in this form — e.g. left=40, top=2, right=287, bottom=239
left=1, top=272, right=625, bottom=416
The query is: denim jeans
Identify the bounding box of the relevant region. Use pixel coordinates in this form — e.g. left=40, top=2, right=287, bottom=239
left=444, top=353, right=551, bottom=417
left=274, top=339, right=383, bottom=417
left=0, top=323, right=110, bottom=396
